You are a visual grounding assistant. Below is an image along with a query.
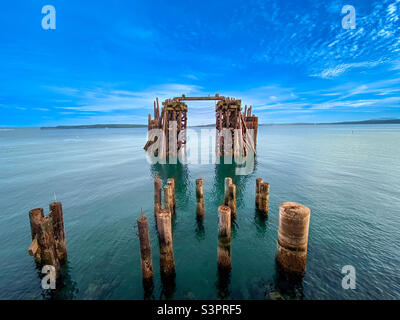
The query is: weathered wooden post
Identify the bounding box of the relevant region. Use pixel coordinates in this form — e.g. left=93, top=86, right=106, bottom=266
left=158, top=209, right=175, bottom=278
left=167, top=178, right=176, bottom=213
left=224, top=177, right=236, bottom=217
left=49, top=202, right=67, bottom=262
left=255, top=178, right=263, bottom=209
left=276, top=202, right=311, bottom=275
left=28, top=208, right=44, bottom=262
left=196, top=178, right=205, bottom=217
left=217, top=205, right=232, bottom=270
left=258, top=182, right=270, bottom=214
left=164, top=185, right=174, bottom=216
left=28, top=201, right=69, bottom=279
left=224, top=177, right=232, bottom=206
left=227, top=183, right=237, bottom=217
left=154, top=176, right=162, bottom=216
left=29, top=208, right=44, bottom=240
left=36, top=217, right=61, bottom=276
left=137, top=215, right=154, bottom=281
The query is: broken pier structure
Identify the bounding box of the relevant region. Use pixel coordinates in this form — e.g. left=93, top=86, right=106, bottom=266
left=144, top=94, right=258, bottom=160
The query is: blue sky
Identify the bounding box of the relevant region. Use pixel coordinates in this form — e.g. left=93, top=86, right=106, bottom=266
left=0, top=0, right=400, bottom=126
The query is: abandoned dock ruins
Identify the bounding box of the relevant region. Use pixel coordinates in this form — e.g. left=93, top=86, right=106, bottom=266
left=136, top=175, right=311, bottom=294
left=144, top=94, right=259, bottom=159
left=25, top=94, right=311, bottom=298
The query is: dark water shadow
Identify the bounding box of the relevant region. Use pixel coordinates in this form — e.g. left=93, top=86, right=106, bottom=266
left=273, top=265, right=305, bottom=300
left=254, top=209, right=268, bottom=236
left=38, top=261, right=78, bottom=300
left=160, top=274, right=176, bottom=300
left=215, top=267, right=232, bottom=299
left=142, top=277, right=155, bottom=300
left=195, top=215, right=205, bottom=240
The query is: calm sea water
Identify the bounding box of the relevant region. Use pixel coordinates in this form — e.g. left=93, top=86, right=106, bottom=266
left=0, top=125, right=399, bottom=300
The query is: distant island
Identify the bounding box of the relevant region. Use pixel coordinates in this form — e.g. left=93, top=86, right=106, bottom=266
left=39, top=119, right=400, bottom=129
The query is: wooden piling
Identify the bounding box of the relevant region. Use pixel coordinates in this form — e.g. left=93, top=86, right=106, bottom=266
left=137, top=215, right=154, bottom=281
left=28, top=237, right=39, bottom=257
left=28, top=202, right=69, bottom=278
left=29, top=208, right=44, bottom=241
left=255, top=178, right=263, bottom=209
left=224, top=177, right=232, bottom=206
left=276, top=202, right=311, bottom=275
left=218, top=205, right=232, bottom=270
left=196, top=178, right=205, bottom=217
left=36, top=217, right=61, bottom=276
left=49, top=202, right=67, bottom=262
left=154, top=176, right=162, bottom=217
left=158, top=209, right=175, bottom=277
left=258, top=182, right=270, bottom=214
left=164, top=185, right=174, bottom=215
left=145, top=95, right=258, bottom=158
left=167, top=178, right=176, bottom=213
left=227, top=184, right=237, bottom=217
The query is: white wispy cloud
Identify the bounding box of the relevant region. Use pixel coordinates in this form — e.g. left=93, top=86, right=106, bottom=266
left=312, top=61, right=383, bottom=79
left=49, top=84, right=204, bottom=113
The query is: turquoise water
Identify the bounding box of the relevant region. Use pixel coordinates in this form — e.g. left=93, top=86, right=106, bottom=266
left=0, top=125, right=399, bottom=300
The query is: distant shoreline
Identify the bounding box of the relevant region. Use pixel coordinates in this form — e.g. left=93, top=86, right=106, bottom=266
left=194, top=119, right=400, bottom=127
left=40, top=124, right=148, bottom=129
left=0, top=119, right=399, bottom=130
left=260, top=119, right=400, bottom=126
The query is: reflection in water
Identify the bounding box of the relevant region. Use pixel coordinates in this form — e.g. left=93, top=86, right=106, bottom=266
left=216, top=267, right=231, bottom=299
left=273, top=265, right=305, bottom=300
left=150, top=162, right=190, bottom=209
left=142, top=278, right=155, bottom=300
left=150, top=157, right=259, bottom=300
left=39, top=262, right=78, bottom=300
left=160, top=274, right=176, bottom=300
left=254, top=209, right=268, bottom=236
left=195, top=215, right=205, bottom=240
left=213, top=158, right=257, bottom=208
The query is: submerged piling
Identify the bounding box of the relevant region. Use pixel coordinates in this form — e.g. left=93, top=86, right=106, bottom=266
left=217, top=205, right=232, bottom=270
left=276, top=202, right=311, bottom=275
left=137, top=215, right=154, bottom=281
left=158, top=209, right=175, bottom=278
left=196, top=178, right=205, bottom=217
left=154, top=176, right=162, bottom=216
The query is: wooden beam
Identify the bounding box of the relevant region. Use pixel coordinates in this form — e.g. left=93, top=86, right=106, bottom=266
left=28, top=237, right=39, bottom=256
left=174, top=96, right=225, bottom=101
